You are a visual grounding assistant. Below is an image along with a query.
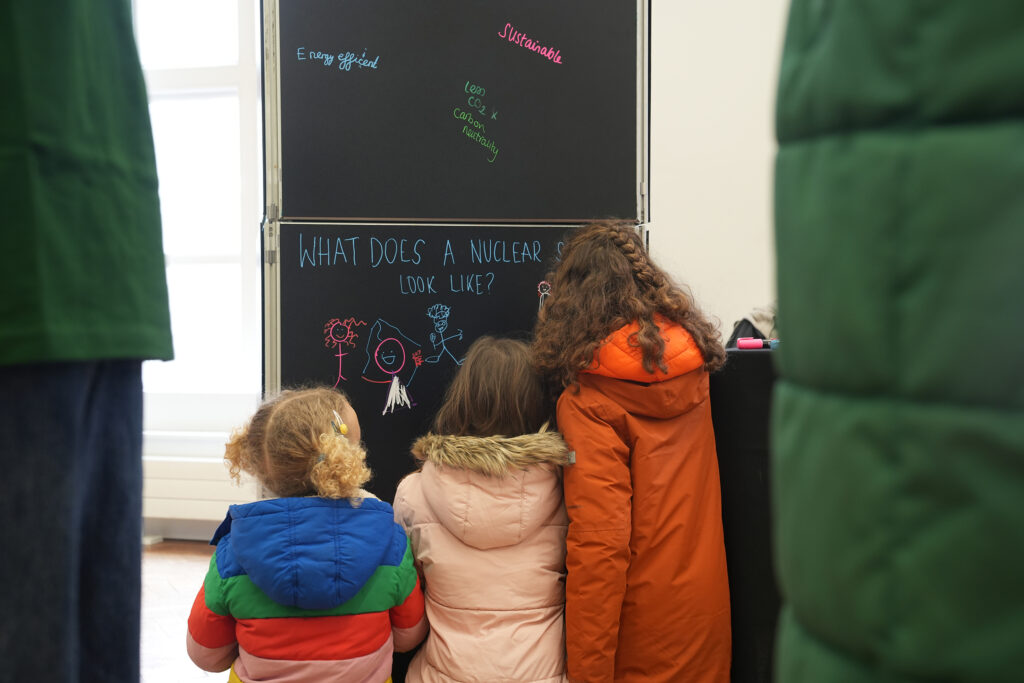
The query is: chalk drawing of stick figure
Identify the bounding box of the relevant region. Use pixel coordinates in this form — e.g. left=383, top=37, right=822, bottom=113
left=425, top=303, right=464, bottom=366
left=537, top=281, right=551, bottom=312
left=375, top=337, right=413, bottom=415
left=361, top=319, right=422, bottom=415
left=324, top=317, right=366, bottom=387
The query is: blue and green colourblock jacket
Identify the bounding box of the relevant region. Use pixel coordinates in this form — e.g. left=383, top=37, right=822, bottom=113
left=186, top=496, right=426, bottom=682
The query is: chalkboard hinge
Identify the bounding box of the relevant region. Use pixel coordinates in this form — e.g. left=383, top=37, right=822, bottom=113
left=262, top=205, right=279, bottom=265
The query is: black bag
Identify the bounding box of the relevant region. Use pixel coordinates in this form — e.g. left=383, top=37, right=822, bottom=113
left=725, top=318, right=766, bottom=349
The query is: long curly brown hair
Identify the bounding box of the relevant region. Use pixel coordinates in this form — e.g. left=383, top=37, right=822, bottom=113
left=532, top=221, right=725, bottom=392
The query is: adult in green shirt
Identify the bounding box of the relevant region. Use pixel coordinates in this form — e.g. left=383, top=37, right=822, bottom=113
left=0, top=1, right=173, bottom=680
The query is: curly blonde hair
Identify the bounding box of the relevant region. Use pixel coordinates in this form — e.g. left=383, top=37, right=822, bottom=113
left=224, top=387, right=371, bottom=502
left=533, top=221, right=726, bottom=392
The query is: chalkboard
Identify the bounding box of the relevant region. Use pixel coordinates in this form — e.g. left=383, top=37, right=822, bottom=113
left=275, top=0, right=639, bottom=222
left=278, top=222, right=570, bottom=502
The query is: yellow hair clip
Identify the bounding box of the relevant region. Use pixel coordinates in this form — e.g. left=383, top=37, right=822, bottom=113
left=331, top=409, right=349, bottom=436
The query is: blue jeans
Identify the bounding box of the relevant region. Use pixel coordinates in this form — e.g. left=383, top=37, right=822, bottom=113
left=0, top=360, right=143, bottom=683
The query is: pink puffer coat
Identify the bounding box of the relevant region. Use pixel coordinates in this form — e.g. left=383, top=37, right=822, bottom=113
left=393, top=428, right=570, bottom=683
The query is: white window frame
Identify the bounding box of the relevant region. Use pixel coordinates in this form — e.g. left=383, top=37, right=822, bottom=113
left=134, top=0, right=264, bottom=532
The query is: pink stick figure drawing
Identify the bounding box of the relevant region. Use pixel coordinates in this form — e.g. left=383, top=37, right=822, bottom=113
left=361, top=319, right=421, bottom=415
left=374, top=337, right=413, bottom=415
left=324, top=317, right=366, bottom=387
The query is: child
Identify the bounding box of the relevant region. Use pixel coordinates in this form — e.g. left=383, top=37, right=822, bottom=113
left=393, top=337, right=570, bottom=683
left=186, top=387, right=426, bottom=683
left=532, top=221, right=732, bottom=683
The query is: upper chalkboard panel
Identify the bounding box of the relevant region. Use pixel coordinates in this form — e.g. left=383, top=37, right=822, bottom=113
left=276, top=0, right=638, bottom=222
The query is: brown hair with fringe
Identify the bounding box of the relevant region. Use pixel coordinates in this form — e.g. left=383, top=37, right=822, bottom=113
left=224, top=387, right=371, bottom=501
left=532, top=220, right=726, bottom=392
left=432, top=336, right=549, bottom=437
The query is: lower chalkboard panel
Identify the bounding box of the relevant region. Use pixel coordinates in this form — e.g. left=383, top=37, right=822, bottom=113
left=278, top=222, right=572, bottom=502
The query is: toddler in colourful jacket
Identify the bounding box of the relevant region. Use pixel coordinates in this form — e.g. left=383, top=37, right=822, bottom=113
left=186, top=387, right=426, bottom=682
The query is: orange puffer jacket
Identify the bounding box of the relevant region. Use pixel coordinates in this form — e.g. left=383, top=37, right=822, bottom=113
left=556, top=315, right=731, bottom=682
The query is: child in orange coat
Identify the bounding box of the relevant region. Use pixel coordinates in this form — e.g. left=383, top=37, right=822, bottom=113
left=533, top=221, right=731, bottom=683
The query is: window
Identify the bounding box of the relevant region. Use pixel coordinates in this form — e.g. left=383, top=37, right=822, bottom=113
left=135, top=0, right=263, bottom=442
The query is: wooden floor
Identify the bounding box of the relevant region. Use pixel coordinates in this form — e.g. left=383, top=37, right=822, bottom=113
left=142, top=539, right=225, bottom=682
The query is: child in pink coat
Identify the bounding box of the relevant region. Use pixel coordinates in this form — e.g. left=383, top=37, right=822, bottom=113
left=393, top=336, right=570, bottom=683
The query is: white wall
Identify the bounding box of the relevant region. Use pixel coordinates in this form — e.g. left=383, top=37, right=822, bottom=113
left=647, top=1, right=790, bottom=338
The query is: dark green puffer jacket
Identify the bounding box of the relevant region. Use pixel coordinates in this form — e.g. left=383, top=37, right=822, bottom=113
left=772, top=3, right=1024, bottom=682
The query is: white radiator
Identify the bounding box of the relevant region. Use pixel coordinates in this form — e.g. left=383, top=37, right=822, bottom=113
left=142, top=431, right=258, bottom=540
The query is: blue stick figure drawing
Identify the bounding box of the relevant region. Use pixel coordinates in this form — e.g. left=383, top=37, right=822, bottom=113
left=425, top=303, right=464, bottom=366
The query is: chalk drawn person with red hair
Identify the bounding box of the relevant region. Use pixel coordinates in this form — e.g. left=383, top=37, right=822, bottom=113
left=323, top=317, right=366, bottom=387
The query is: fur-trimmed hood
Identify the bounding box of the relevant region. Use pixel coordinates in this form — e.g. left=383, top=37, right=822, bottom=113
left=404, top=428, right=569, bottom=550
left=410, top=426, right=570, bottom=476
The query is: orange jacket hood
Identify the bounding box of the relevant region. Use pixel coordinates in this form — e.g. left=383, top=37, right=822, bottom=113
left=585, top=314, right=704, bottom=384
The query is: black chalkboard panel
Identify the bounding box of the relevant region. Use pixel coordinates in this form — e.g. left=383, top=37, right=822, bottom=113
left=277, top=0, right=638, bottom=222
left=278, top=222, right=570, bottom=503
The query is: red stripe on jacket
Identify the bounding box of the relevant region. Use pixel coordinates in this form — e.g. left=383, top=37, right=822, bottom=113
left=188, top=586, right=236, bottom=649
left=189, top=575, right=427, bottom=661
left=238, top=612, right=391, bottom=659
left=390, top=576, right=425, bottom=629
